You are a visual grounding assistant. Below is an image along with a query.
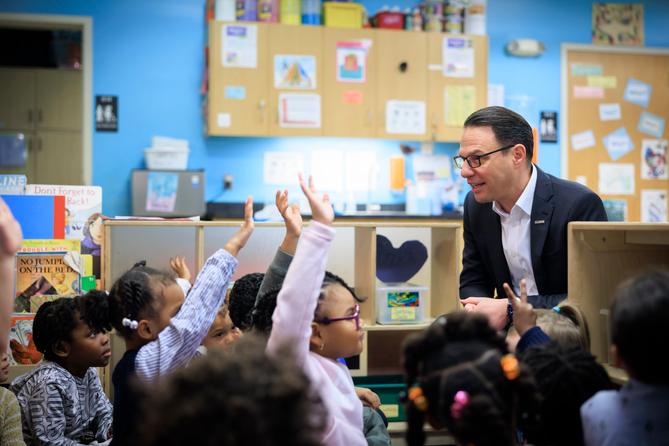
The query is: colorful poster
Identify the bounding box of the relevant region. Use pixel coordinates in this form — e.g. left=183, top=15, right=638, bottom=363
left=602, top=199, right=627, bottom=222
left=624, top=78, right=651, bottom=108
left=146, top=172, right=179, bottom=213
left=444, top=85, right=476, bottom=127
left=641, top=139, right=668, bottom=180
left=9, top=315, right=42, bottom=366
left=603, top=127, right=634, bottom=161
left=15, top=252, right=81, bottom=313
left=335, top=40, right=370, bottom=83
left=641, top=189, right=667, bottom=223
left=637, top=111, right=666, bottom=138
left=599, top=163, right=634, bottom=195
left=442, top=37, right=475, bottom=78
left=222, top=24, right=257, bottom=68
left=274, top=55, right=317, bottom=90
left=278, top=93, right=321, bottom=128
left=592, top=3, right=643, bottom=46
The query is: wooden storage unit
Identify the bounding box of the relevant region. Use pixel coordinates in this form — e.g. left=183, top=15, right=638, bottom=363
left=568, top=222, right=669, bottom=381
left=102, top=219, right=462, bottom=391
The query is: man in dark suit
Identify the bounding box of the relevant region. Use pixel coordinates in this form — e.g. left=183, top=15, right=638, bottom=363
left=456, top=106, right=607, bottom=329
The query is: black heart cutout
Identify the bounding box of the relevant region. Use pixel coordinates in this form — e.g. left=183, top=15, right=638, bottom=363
left=376, top=235, right=428, bottom=283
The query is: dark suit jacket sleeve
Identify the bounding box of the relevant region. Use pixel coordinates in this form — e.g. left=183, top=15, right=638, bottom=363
left=459, top=193, right=495, bottom=298
left=568, top=188, right=608, bottom=222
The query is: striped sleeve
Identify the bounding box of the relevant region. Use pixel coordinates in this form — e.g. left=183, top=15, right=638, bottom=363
left=135, top=249, right=238, bottom=381
left=88, top=370, right=112, bottom=441
left=0, top=388, right=26, bottom=446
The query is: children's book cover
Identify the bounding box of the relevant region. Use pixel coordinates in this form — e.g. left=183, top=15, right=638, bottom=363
left=0, top=175, right=27, bottom=194
left=1, top=194, right=66, bottom=239
left=9, top=315, right=43, bottom=366
left=15, top=251, right=81, bottom=313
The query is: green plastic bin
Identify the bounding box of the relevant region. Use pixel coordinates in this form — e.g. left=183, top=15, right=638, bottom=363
left=353, top=375, right=406, bottom=422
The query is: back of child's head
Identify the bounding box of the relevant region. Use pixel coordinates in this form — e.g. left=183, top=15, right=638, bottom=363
left=33, top=291, right=112, bottom=362
left=251, top=285, right=279, bottom=334
left=520, top=341, right=613, bottom=446
left=228, top=272, right=264, bottom=331
left=139, top=334, right=325, bottom=446
left=314, top=271, right=364, bottom=318
left=535, top=302, right=590, bottom=351
left=611, top=269, right=669, bottom=385
left=104, top=260, right=176, bottom=338
left=402, top=312, right=540, bottom=446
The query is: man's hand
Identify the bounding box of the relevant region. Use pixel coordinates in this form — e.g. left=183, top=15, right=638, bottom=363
left=169, top=256, right=192, bottom=282
left=299, top=174, right=333, bottom=226
left=276, top=189, right=302, bottom=255
left=504, top=279, right=535, bottom=336
left=355, top=387, right=381, bottom=409
left=224, top=197, right=254, bottom=257
left=461, top=297, right=508, bottom=330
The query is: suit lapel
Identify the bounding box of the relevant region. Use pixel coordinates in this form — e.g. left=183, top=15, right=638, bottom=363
left=530, top=168, right=555, bottom=280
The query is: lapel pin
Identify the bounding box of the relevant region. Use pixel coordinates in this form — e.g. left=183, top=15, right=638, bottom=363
left=534, top=220, right=545, bottom=224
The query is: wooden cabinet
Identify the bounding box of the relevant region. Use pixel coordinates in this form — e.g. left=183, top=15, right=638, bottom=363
left=35, top=70, right=83, bottom=131
left=322, top=28, right=376, bottom=137
left=0, top=69, right=35, bottom=130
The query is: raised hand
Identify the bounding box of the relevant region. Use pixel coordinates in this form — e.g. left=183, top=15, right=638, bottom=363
left=224, top=196, right=255, bottom=257
left=504, top=279, right=535, bottom=336
left=0, top=197, right=22, bottom=258
left=298, top=174, right=333, bottom=226
left=169, top=256, right=192, bottom=282
left=277, top=189, right=302, bottom=255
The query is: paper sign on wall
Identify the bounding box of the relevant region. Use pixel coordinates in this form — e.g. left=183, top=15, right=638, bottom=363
left=641, top=189, right=667, bottom=222
left=602, top=199, right=627, bottom=222
left=571, top=130, right=596, bottom=151
left=599, top=163, right=634, bottom=195
left=224, top=86, right=246, bottom=100
left=599, top=103, right=621, bottom=121
left=442, top=37, right=475, bottom=78
left=263, top=152, right=304, bottom=185
left=444, top=85, right=476, bottom=127
left=571, top=63, right=603, bottom=76
left=336, top=40, right=371, bottom=83
left=386, top=100, right=426, bottom=135
left=573, top=86, right=604, bottom=99
left=587, top=75, right=617, bottom=88
left=345, top=151, right=377, bottom=191
left=311, top=150, right=343, bottom=191
left=278, top=93, right=321, bottom=128
left=146, top=172, right=178, bottom=213
left=637, top=111, right=665, bottom=138
left=641, top=139, right=668, bottom=180
left=274, top=55, right=317, bottom=90
left=222, top=24, right=257, bottom=68
left=603, top=127, right=634, bottom=161
left=624, top=78, right=651, bottom=108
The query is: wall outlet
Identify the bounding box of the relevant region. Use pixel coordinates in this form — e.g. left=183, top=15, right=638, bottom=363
left=223, top=174, right=233, bottom=190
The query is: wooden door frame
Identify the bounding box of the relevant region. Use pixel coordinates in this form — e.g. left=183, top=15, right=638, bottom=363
left=0, top=12, right=93, bottom=185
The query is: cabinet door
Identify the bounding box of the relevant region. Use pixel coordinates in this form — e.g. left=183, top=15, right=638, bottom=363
left=375, top=30, right=427, bottom=140
left=35, top=70, right=83, bottom=131
left=268, top=24, right=323, bottom=136
left=0, top=69, right=35, bottom=131
left=322, top=28, right=376, bottom=138
left=208, top=22, right=270, bottom=136
left=427, top=34, right=488, bottom=142
left=33, top=130, right=83, bottom=185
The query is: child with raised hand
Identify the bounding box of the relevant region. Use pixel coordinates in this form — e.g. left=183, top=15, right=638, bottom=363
left=95, top=197, right=254, bottom=445
left=11, top=293, right=113, bottom=446
left=581, top=269, right=669, bottom=446
left=0, top=352, right=25, bottom=446
left=266, top=175, right=367, bottom=446
left=169, top=255, right=192, bottom=297
left=0, top=197, right=22, bottom=351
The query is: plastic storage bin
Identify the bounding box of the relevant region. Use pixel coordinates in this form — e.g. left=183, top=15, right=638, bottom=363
left=374, top=11, right=405, bottom=29
left=323, top=2, right=364, bottom=28
left=353, top=375, right=406, bottom=422
left=144, top=147, right=189, bottom=170
left=376, top=283, right=427, bottom=325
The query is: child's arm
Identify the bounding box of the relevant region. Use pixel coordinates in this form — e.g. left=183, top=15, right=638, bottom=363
left=0, top=389, right=24, bottom=446
left=170, top=255, right=192, bottom=296
left=135, top=197, right=254, bottom=380
left=267, top=176, right=334, bottom=364
left=24, top=384, right=90, bottom=446
left=504, top=280, right=551, bottom=353
left=0, top=198, right=22, bottom=351
left=256, top=190, right=301, bottom=298
left=88, top=370, right=113, bottom=442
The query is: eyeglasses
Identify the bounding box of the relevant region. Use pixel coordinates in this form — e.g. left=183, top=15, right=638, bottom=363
left=314, top=304, right=361, bottom=330
left=453, top=144, right=515, bottom=169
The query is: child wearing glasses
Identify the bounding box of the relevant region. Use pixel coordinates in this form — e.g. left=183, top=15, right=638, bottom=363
left=266, top=175, right=367, bottom=446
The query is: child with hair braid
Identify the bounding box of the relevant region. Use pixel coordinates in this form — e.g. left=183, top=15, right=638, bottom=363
left=89, top=198, right=254, bottom=445
left=402, top=311, right=541, bottom=446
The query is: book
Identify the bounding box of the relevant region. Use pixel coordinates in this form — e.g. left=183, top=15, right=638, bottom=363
left=9, top=315, right=43, bottom=366
left=0, top=175, right=27, bottom=194
left=1, top=194, right=66, bottom=239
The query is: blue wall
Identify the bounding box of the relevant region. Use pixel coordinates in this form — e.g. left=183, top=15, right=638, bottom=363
left=1, top=0, right=668, bottom=216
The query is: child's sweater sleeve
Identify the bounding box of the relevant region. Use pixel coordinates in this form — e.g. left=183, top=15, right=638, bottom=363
left=22, top=383, right=87, bottom=446
left=135, top=249, right=238, bottom=381
left=266, top=221, right=334, bottom=365
left=256, top=249, right=293, bottom=299
left=88, top=370, right=112, bottom=442
left=0, top=388, right=25, bottom=446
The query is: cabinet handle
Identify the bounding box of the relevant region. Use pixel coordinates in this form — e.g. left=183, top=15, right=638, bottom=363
left=366, top=109, right=373, bottom=126
left=258, top=100, right=266, bottom=123
left=27, top=137, right=33, bottom=152
left=28, top=110, right=33, bottom=124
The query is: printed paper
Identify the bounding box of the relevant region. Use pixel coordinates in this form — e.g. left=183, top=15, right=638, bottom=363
left=603, top=127, right=634, bottom=161
left=587, top=75, right=617, bottom=89
left=573, top=86, right=604, bottom=99
left=386, top=100, right=426, bottom=135
left=571, top=63, right=603, bottom=76
left=278, top=93, right=321, bottom=128
left=345, top=151, right=377, bottom=192
left=592, top=3, right=644, bottom=46
left=599, top=163, right=634, bottom=195
left=487, top=84, right=505, bottom=107
left=444, top=85, right=476, bottom=127
left=311, top=150, right=343, bottom=191
left=571, top=130, right=596, bottom=151
left=442, top=37, right=475, bottom=78
left=641, top=139, right=668, bottom=180
left=624, top=78, right=651, bottom=108
left=146, top=172, right=179, bottom=212
left=217, top=113, right=231, bottom=128
left=263, top=152, right=304, bottom=185
left=602, top=199, right=627, bottom=222
left=222, top=24, right=257, bottom=68
left=641, top=189, right=667, bottom=222
left=599, top=103, right=621, bottom=121
left=637, top=111, right=665, bottom=138
left=224, top=85, right=246, bottom=100
left=274, top=55, right=317, bottom=90
left=336, top=40, right=371, bottom=83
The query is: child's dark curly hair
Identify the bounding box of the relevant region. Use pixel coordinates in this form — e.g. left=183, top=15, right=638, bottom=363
left=402, top=312, right=541, bottom=446
left=228, top=272, right=264, bottom=331
left=520, top=341, right=613, bottom=446
left=138, top=334, right=326, bottom=446
left=314, top=271, right=365, bottom=319
left=33, top=292, right=112, bottom=362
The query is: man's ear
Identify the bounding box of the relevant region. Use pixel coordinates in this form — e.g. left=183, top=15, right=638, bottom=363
left=512, top=144, right=527, bottom=165
left=309, top=322, right=324, bottom=351
left=136, top=319, right=154, bottom=341
left=53, top=340, right=70, bottom=359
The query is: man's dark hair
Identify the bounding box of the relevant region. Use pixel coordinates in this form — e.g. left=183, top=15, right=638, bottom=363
left=139, top=334, right=325, bottom=446
left=464, top=106, right=534, bottom=164
left=229, top=272, right=264, bottom=331
left=611, top=269, right=669, bottom=385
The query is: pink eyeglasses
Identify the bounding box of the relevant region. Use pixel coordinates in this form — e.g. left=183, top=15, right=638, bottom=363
left=314, top=304, right=361, bottom=330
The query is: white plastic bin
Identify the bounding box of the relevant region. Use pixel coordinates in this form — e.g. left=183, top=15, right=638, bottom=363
left=144, top=147, right=189, bottom=170
left=376, top=282, right=427, bottom=324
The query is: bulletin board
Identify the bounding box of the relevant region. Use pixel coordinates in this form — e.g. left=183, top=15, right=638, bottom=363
left=561, top=44, right=669, bottom=222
